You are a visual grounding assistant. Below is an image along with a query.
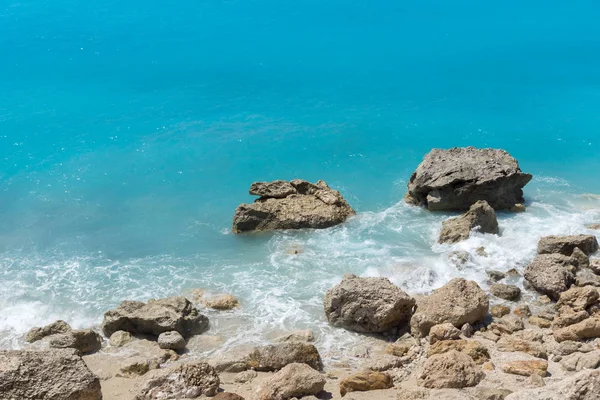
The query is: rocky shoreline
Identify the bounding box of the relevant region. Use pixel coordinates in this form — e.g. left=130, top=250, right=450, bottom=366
left=2, top=147, right=600, bottom=400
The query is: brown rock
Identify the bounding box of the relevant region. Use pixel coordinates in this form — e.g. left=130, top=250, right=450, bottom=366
left=557, top=286, right=599, bottom=311
left=502, top=360, right=548, bottom=377
left=524, top=254, right=577, bottom=300
left=475, top=387, right=513, bottom=400
left=339, top=371, right=394, bottom=396
left=491, top=305, right=511, bottom=318
left=387, top=335, right=419, bottom=357
left=246, top=342, right=323, bottom=371
left=552, top=308, right=589, bottom=329
left=214, top=393, right=245, bottom=400
left=490, top=284, right=521, bottom=301
left=429, top=323, right=462, bottom=344
left=411, top=278, right=489, bottom=337
left=553, top=317, right=600, bottom=342
left=24, top=320, right=71, bottom=343
left=205, top=294, right=240, bottom=310
left=572, top=247, right=591, bottom=269
left=528, top=317, right=551, bottom=328
left=489, top=314, right=524, bottom=336
left=109, top=330, right=133, bottom=347
left=47, top=329, right=102, bottom=355
left=418, top=350, right=485, bottom=388
left=537, top=235, right=599, bottom=256
left=510, top=204, right=526, bottom=213
left=513, top=305, right=531, bottom=318
left=324, top=274, right=415, bottom=333
left=439, top=201, right=499, bottom=244
left=496, top=335, right=547, bottom=359
left=274, top=330, right=314, bottom=343
left=487, top=270, right=506, bottom=282
left=135, top=362, right=219, bottom=399
left=427, top=339, right=490, bottom=364
left=560, top=351, right=600, bottom=371
left=256, top=363, right=326, bottom=400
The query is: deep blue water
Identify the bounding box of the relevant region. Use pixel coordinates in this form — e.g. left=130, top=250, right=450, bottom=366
left=1, top=0, right=600, bottom=352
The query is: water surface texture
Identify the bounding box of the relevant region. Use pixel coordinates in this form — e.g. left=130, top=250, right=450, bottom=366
left=1, top=0, right=600, bottom=354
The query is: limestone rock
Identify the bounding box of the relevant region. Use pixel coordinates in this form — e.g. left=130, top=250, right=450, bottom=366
left=575, top=269, right=600, bottom=287
left=439, top=201, right=499, bottom=244
left=427, top=340, right=490, bottom=364
left=246, top=342, right=322, bottom=371
left=324, top=274, right=415, bottom=333
left=553, top=317, right=600, bottom=342
left=339, top=371, right=393, bottom=396
left=557, top=286, right=599, bottom=311
left=405, top=147, right=532, bottom=211
left=157, top=331, right=186, bottom=351
left=101, top=296, right=209, bottom=338
left=0, top=349, right=101, bottom=400
left=24, top=320, right=71, bottom=343
left=490, top=284, right=521, bottom=301
left=214, top=394, right=245, bottom=400
left=387, top=335, right=420, bottom=357
left=232, top=179, right=355, bottom=232
left=504, top=369, right=600, bottom=400
left=135, top=361, right=220, bottom=399
left=524, top=254, right=577, bottom=300
left=491, top=305, right=510, bottom=318
left=48, top=329, right=102, bottom=355
left=573, top=247, right=591, bottom=269
left=418, top=350, right=485, bottom=388
left=489, top=314, right=524, bottom=336
left=560, top=351, right=600, bottom=371
left=552, top=308, right=589, bottom=329
left=204, top=294, right=240, bottom=310
left=234, top=370, right=258, bottom=383
left=110, top=330, right=133, bottom=347
left=513, top=305, right=531, bottom=318
left=502, top=360, right=548, bottom=377
left=411, top=278, right=488, bottom=337
left=528, top=317, right=551, bottom=328
left=256, top=363, right=326, bottom=400
left=429, top=323, right=462, bottom=344
left=591, top=259, right=600, bottom=274
left=475, top=387, right=513, bottom=400
left=496, top=335, right=547, bottom=359
left=537, top=235, right=599, bottom=256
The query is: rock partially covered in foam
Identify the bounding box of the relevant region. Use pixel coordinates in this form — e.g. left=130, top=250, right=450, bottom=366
left=324, top=274, right=415, bottom=333
left=406, top=147, right=532, bottom=211
left=232, top=179, right=355, bottom=233
left=410, top=278, right=488, bottom=338
left=0, top=349, right=102, bottom=400
left=438, top=200, right=499, bottom=244
left=101, top=296, right=208, bottom=338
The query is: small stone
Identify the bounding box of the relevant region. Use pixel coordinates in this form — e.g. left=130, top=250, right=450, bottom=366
left=136, top=361, right=220, bottom=399
left=490, top=284, right=521, bottom=301
left=572, top=247, right=590, bottom=269
left=502, top=360, right=548, bottom=377
left=475, top=330, right=500, bottom=342
left=537, top=295, right=552, bottom=304
left=529, top=317, right=551, bottom=328
left=506, top=268, right=521, bottom=277
left=205, top=294, right=240, bottom=310
left=510, top=204, right=526, bottom=213
left=234, top=370, right=258, bottom=383
left=560, top=351, right=600, bottom=371
left=448, top=251, right=473, bottom=269
left=429, top=323, right=462, bottom=344
left=553, top=317, right=600, bottom=342
left=119, top=358, right=153, bottom=377
left=461, top=323, right=474, bottom=338
left=557, top=286, right=599, bottom=311
left=487, top=270, right=506, bottom=282
left=110, top=330, right=133, bottom=347
left=157, top=331, right=186, bottom=351
left=387, top=335, right=419, bottom=357
left=489, top=314, right=524, bottom=336
left=497, top=336, right=547, bottom=359
left=527, top=374, right=546, bottom=387
left=427, top=339, right=490, bottom=364
left=482, top=361, right=495, bottom=371
left=214, top=394, right=245, bottom=400
left=513, top=305, right=532, bottom=318
left=339, top=371, right=394, bottom=397
left=25, top=320, right=72, bottom=343
left=491, top=305, right=511, bottom=318
left=590, top=259, right=600, bottom=274
left=47, top=329, right=103, bottom=355
left=477, top=247, right=489, bottom=257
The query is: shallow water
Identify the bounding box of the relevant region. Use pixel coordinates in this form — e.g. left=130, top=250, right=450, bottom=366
left=1, top=0, right=600, bottom=355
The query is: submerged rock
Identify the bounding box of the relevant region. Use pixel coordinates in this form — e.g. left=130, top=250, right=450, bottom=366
left=324, top=274, right=415, bottom=333
left=256, top=363, right=326, bottom=400
left=232, top=179, right=355, bottom=233
left=405, top=147, right=532, bottom=211
left=101, top=296, right=209, bottom=338
left=410, top=278, right=488, bottom=337
left=524, top=254, right=577, bottom=300
left=439, top=200, right=499, bottom=244
left=0, top=349, right=102, bottom=400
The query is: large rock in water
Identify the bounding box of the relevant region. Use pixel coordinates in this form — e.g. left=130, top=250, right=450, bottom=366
left=410, top=278, right=488, bottom=337
left=324, top=274, right=416, bottom=333
left=524, top=254, right=577, bottom=300
left=232, top=179, right=355, bottom=233
left=102, top=296, right=209, bottom=338
left=405, top=147, right=532, bottom=211
left=438, top=200, right=499, bottom=244
left=0, top=349, right=102, bottom=400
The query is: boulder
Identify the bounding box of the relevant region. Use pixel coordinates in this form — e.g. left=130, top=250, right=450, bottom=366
left=557, top=286, right=599, bottom=311
left=25, top=320, right=71, bottom=343
left=575, top=269, right=600, bottom=287
left=427, top=340, right=490, bottom=364
left=157, top=331, right=186, bottom=351
left=0, top=349, right=101, bottom=400
left=439, top=201, right=499, bottom=244
left=429, top=323, right=462, bottom=343
left=324, top=274, right=415, bottom=333
left=339, top=371, right=394, bottom=396
left=505, top=369, right=600, bottom=400
left=246, top=342, right=323, bottom=371
left=232, top=179, right=355, bottom=232
left=135, top=361, right=219, bottom=399
left=109, top=330, right=133, bottom=347
left=256, top=363, right=326, bottom=400
left=523, top=254, right=577, bottom=300
left=553, top=317, right=600, bottom=342
left=537, top=235, right=599, bottom=256
left=418, top=350, right=485, bottom=388
left=405, top=147, right=532, bottom=211
left=410, top=278, right=488, bottom=337
left=101, top=296, right=209, bottom=338
left=502, top=360, right=548, bottom=377
left=490, top=284, right=521, bottom=301
left=48, top=329, right=102, bottom=355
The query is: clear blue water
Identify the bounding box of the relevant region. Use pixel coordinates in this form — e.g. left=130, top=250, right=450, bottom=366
left=1, top=0, right=600, bottom=354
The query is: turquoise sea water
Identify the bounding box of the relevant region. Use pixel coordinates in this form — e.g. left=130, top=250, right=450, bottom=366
left=1, top=1, right=600, bottom=355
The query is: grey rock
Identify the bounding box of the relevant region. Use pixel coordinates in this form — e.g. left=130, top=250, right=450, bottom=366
left=486, top=270, right=506, bottom=282
left=524, top=254, right=577, bottom=300
left=411, top=278, right=488, bottom=337
left=101, top=296, right=209, bottom=338
left=405, top=147, right=532, bottom=211
left=25, top=320, right=71, bottom=343
left=557, top=286, right=599, bottom=311
left=505, top=369, right=600, bottom=400
left=475, top=387, right=513, bottom=400
left=109, top=330, right=133, bottom=347
left=232, top=179, right=355, bottom=233
left=573, top=247, right=591, bottom=269
left=0, top=349, right=102, bottom=400
left=135, top=361, right=220, bottom=399
left=560, top=351, right=600, bottom=372
left=429, top=323, right=462, bottom=344
left=489, top=314, right=524, bottom=336
left=157, top=331, right=186, bottom=351
left=48, top=329, right=102, bottom=355
left=234, top=370, right=258, bottom=383
left=256, top=363, right=326, bottom=400
left=246, top=342, right=323, bottom=371
left=439, top=201, right=499, bottom=244
left=490, top=284, right=521, bottom=301
left=537, top=235, right=599, bottom=256
left=324, top=274, right=415, bottom=333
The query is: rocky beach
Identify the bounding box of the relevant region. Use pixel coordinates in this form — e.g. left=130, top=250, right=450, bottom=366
left=3, top=148, right=600, bottom=400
